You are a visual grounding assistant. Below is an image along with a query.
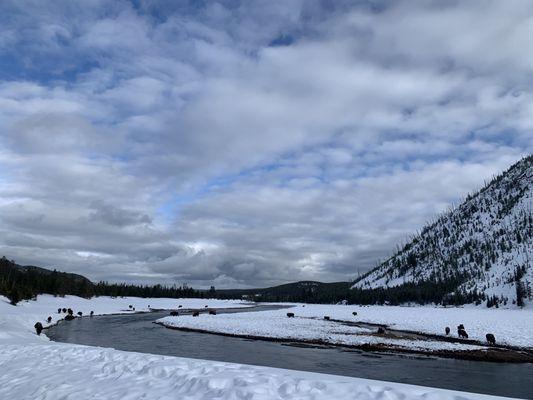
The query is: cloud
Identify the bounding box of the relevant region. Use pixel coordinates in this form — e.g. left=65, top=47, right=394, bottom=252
left=0, top=0, right=531, bottom=287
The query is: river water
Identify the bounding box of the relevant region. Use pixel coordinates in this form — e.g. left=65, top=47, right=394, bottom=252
left=45, top=307, right=533, bottom=399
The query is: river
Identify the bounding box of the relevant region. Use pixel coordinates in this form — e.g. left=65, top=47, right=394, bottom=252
left=45, top=307, right=533, bottom=399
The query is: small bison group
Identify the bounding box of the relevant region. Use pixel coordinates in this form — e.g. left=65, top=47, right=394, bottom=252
left=444, top=324, right=496, bottom=345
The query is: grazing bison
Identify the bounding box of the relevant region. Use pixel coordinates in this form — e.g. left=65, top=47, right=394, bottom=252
left=132, top=307, right=135, bottom=311
left=192, top=311, right=200, bottom=317
left=458, top=328, right=468, bottom=338
left=445, top=327, right=450, bottom=335
left=486, top=333, right=496, bottom=345
left=352, top=311, right=357, bottom=316
left=205, top=305, right=209, bottom=308
left=128, top=305, right=133, bottom=309
left=57, top=308, right=62, bottom=314
left=77, top=311, right=83, bottom=317
left=64, top=314, right=75, bottom=321
left=47, top=316, right=52, bottom=323
left=178, top=305, right=183, bottom=308
left=286, top=312, right=295, bottom=318
left=377, top=327, right=386, bottom=334
left=458, top=324, right=465, bottom=330
left=34, top=322, right=43, bottom=335
left=170, top=311, right=179, bottom=316
left=62, top=308, right=67, bottom=313
left=90, top=311, right=94, bottom=317
left=324, top=316, right=330, bottom=321
left=208, top=310, right=217, bottom=315
left=67, top=308, right=73, bottom=315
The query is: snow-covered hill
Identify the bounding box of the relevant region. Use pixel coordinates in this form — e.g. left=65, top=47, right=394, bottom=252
left=353, top=155, right=533, bottom=307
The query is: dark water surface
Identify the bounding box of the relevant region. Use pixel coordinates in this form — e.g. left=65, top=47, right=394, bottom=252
left=46, top=307, right=533, bottom=399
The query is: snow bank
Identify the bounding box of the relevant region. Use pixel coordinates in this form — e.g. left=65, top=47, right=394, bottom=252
left=159, top=303, right=533, bottom=350
left=0, top=343, right=509, bottom=400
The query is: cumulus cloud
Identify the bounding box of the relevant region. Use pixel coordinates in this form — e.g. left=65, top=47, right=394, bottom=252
left=0, top=0, right=531, bottom=287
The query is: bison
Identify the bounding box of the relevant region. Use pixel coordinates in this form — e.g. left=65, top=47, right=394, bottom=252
left=208, top=310, right=217, bottom=315
left=192, top=311, right=200, bottom=317
left=62, top=308, right=67, bottom=313
left=64, top=314, right=75, bottom=321
left=47, top=316, right=52, bottom=323
left=458, top=328, right=469, bottom=338
left=324, top=316, right=330, bottom=321
left=90, top=311, right=94, bottom=317
left=352, top=311, right=358, bottom=316
left=34, top=322, right=43, bottom=335
left=486, top=333, right=496, bottom=345
left=57, top=308, right=62, bottom=314
left=178, top=305, right=183, bottom=308
left=77, top=311, right=83, bottom=317
left=286, top=312, right=295, bottom=318
left=67, top=308, right=73, bottom=315
left=128, top=305, right=133, bottom=309
left=205, top=305, right=209, bottom=308
left=445, top=327, right=450, bottom=335
left=170, top=311, right=179, bottom=316
left=377, top=327, right=386, bottom=334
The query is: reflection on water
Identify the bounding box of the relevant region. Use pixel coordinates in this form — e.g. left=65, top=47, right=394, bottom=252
left=46, top=307, right=533, bottom=399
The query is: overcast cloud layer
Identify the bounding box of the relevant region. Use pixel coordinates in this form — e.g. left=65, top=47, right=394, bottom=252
left=0, top=0, right=531, bottom=288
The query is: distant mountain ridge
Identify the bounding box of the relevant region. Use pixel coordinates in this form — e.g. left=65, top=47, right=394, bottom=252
left=352, top=155, right=533, bottom=307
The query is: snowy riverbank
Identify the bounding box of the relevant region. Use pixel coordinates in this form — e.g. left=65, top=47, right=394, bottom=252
left=158, top=303, right=533, bottom=353
left=0, top=295, right=522, bottom=399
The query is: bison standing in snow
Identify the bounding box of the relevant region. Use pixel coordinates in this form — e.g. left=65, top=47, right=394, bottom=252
left=324, top=316, right=330, bottom=321
left=57, top=308, right=62, bottom=314
left=486, top=333, right=496, bottom=345
left=34, top=322, right=43, bottom=335
left=47, top=316, right=52, bottom=323
left=457, top=326, right=468, bottom=339
left=170, top=311, right=179, bottom=316
left=445, top=327, right=450, bottom=335
left=62, top=308, right=67, bottom=313
left=209, top=310, right=217, bottom=315
left=77, top=311, right=83, bottom=317
left=352, top=311, right=357, bottom=316
left=90, top=311, right=94, bottom=317
left=286, top=312, right=295, bottom=318
left=192, top=311, right=200, bottom=317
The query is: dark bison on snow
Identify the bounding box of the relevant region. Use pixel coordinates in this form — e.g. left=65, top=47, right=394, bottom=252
left=47, top=316, right=52, bottom=323
left=445, top=327, right=450, bottom=335
left=192, top=311, right=200, bottom=317
left=34, top=322, right=43, bottom=335
left=486, top=333, right=496, bottom=345
left=170, top=311, right=179, bottom=316
left=209, top=310, right=217, bottom=315
left=286, top=312, right=295, bottom=318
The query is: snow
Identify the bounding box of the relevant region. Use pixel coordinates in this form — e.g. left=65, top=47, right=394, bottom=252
left=159, top=303, right=533, bottom=350
left=0, top=295, right=519, bottom=399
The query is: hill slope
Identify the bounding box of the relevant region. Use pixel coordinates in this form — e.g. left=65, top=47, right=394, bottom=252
left=352, top=155, right=533, bottom=307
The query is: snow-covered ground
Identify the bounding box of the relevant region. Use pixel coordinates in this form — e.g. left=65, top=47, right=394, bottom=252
left=159, top=303, right=533, bottom=350
left=0, top=295, right=520, bottom=399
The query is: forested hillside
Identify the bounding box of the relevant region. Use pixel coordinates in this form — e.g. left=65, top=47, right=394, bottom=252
left=352, top=155, right=533, bottom=307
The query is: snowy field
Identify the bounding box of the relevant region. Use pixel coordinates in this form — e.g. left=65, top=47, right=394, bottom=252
left=159, top=303, right=533, bottom=350
left=0, top=295, right=522, bottom=399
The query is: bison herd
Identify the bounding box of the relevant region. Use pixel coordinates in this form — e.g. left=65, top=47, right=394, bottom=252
left=35, top=307, right=97, bottom=333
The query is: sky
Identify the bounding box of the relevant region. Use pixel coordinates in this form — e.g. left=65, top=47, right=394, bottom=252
left=0, top=0, right=531, bottom=288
